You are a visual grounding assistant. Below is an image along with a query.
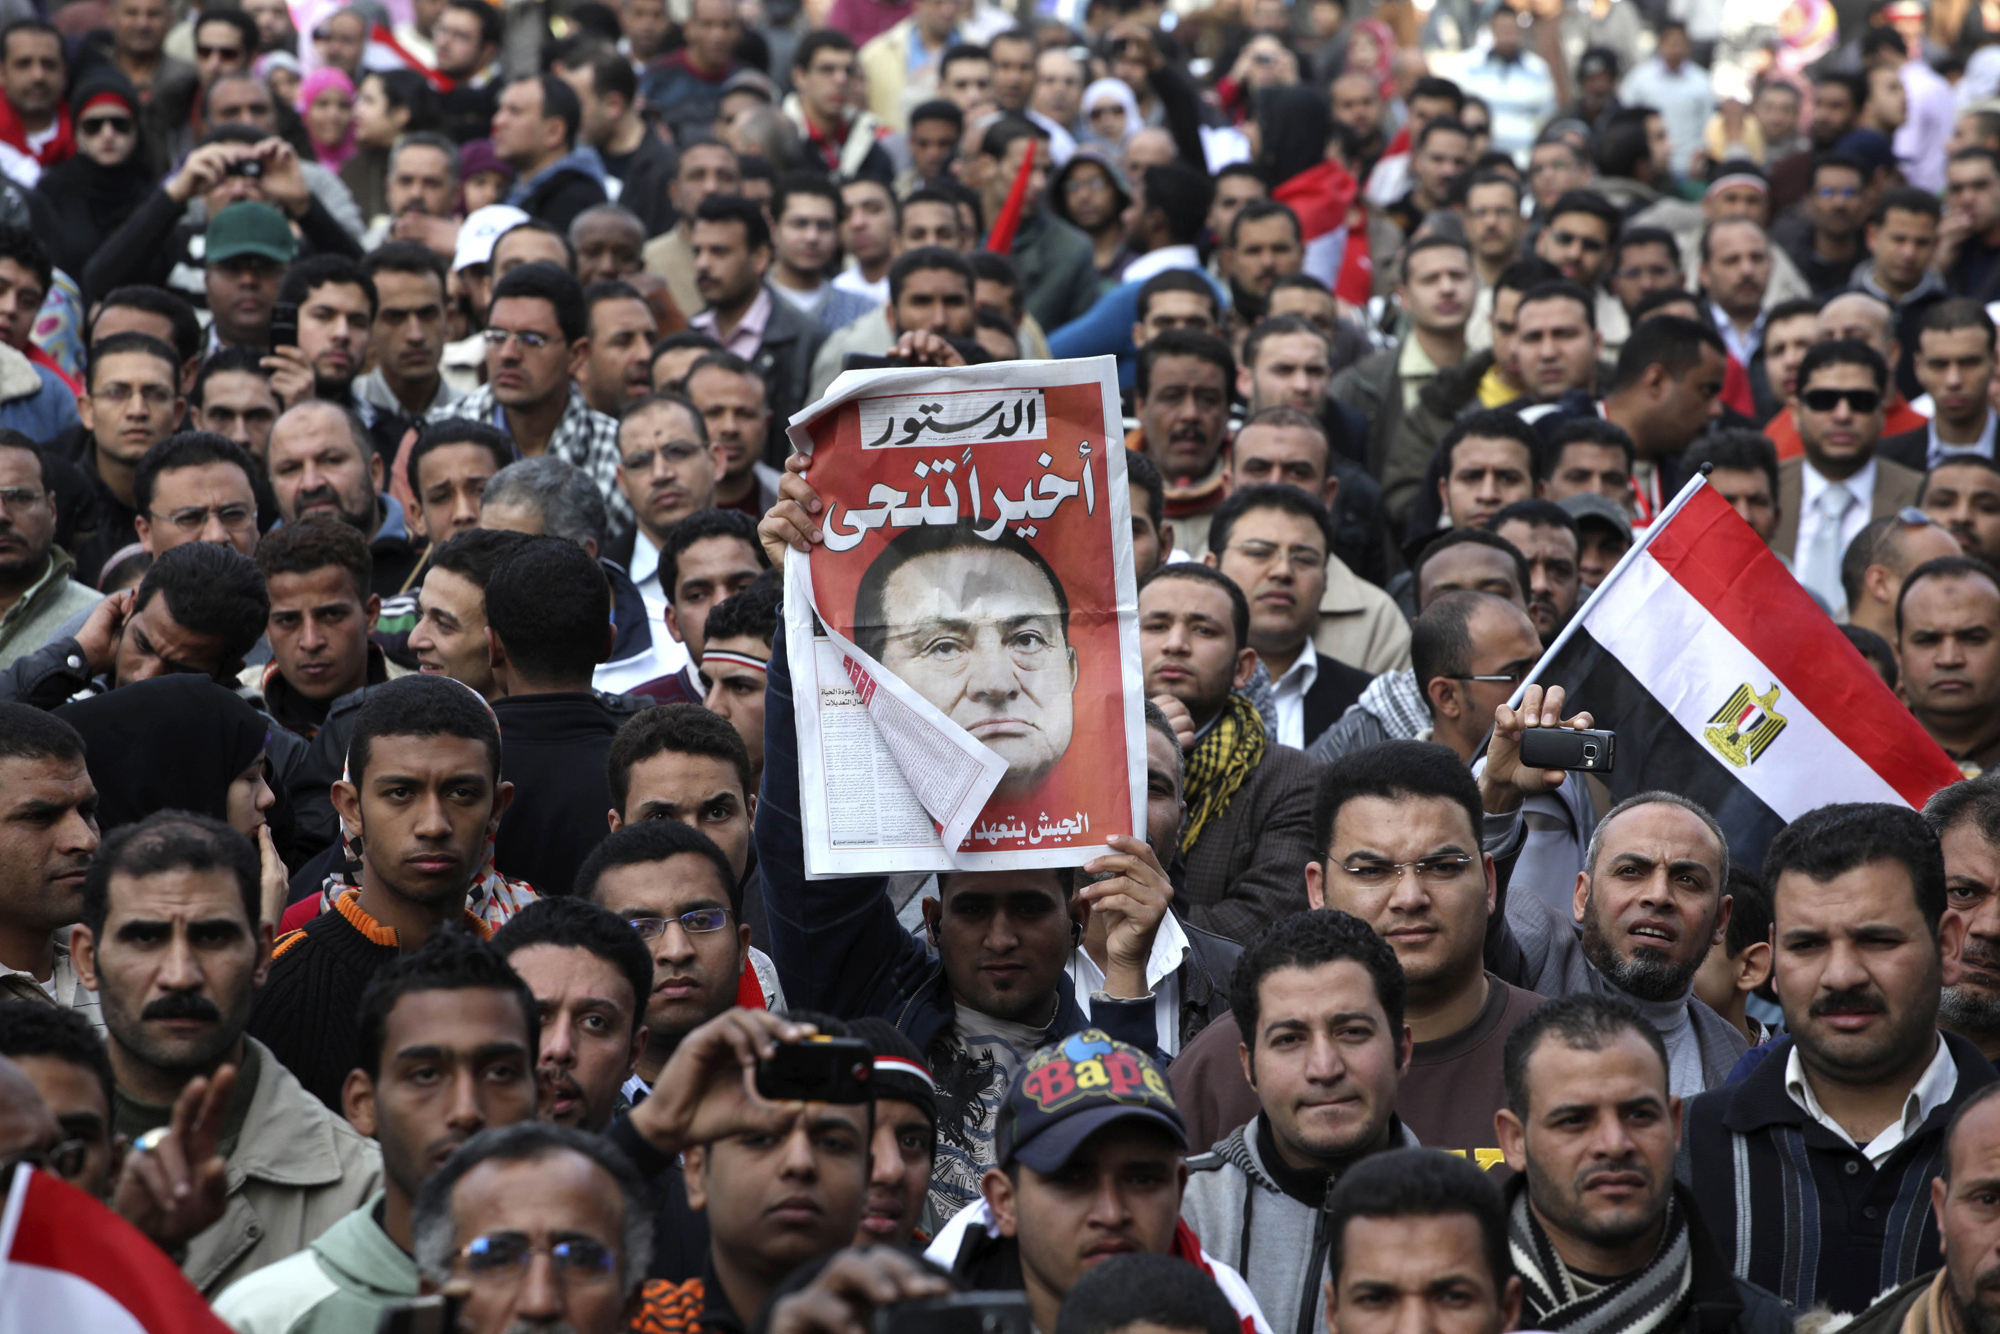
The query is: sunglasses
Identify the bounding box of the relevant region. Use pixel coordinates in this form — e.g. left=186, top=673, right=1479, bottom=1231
left=1549, top=228, right=1607, bottom=252
left=1801, top=387, right=1882, bottom=414
left=79, top=115, right=133, bottom=135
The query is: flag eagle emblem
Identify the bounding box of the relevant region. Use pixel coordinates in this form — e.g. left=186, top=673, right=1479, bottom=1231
left=1704, top=683, right=1788, bottom=767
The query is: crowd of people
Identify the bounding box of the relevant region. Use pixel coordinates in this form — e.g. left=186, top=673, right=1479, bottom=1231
left=0, top=0, right=1999, bottom=1330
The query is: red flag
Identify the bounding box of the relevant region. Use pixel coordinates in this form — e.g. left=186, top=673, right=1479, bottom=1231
left=365, top=22, right=455, bottom=93
left=0, top=1164, right=234, bottom=1333
left=984, top=139, right=1037, bottom=255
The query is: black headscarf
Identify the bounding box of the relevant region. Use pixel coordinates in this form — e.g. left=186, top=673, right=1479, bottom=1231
left=56, top=677, right=270, bottom=831
left=35, top=65, right=157, bottom=280
left=1255, top=83, right=1334, bottom=190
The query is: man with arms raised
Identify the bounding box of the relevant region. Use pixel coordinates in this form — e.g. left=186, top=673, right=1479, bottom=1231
left=1682, top=803, right=1998, bottom=1314
left=73, top=811, right=381, bottom=1295
left=248, top=675, right=514, bottom=1109
left=213, top=932, right=538, bottom=1333
left=1497, top=994, right=1790, bottom=1334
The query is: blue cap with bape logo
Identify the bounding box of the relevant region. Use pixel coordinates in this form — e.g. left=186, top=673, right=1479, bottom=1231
left=996, top=1029, right=1186, bottom=1173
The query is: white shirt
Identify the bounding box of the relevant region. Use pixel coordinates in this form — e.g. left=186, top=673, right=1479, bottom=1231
left=1709, top=300, right=1766, bottom=368
left=1785, top=1037, right=1957, bottom=1165
left=834, top=267, right=889, bottom=306
left=1066, top=911, right=1190, bottom=1055
left=1793, top=457, right=1877, bottom=574
left=1928, top=410, right=2000, bottom=469
left=1268, top=650, right=1319, bottom=750
left=630, top=527, right=668, bottom=621
left=1120, top=243, right=1203, bottom=287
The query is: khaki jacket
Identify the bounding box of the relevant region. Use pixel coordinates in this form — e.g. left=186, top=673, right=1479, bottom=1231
left=183, top=1037, right=384, bottom=1297
left=642, top=225, right=702, bottom=329
left=1311, top=556, right=1412, bottom=675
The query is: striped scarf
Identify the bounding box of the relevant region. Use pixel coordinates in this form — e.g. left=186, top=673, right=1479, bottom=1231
left=1510, top=1183, right=1692, bottom=1334
left=1180, top=692, right=1267, bottom=854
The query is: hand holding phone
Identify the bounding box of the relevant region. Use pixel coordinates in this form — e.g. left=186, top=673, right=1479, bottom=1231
left=1518, top=727, right=1616, bottom=772
left=755, top=1035, right=873, bottom=1104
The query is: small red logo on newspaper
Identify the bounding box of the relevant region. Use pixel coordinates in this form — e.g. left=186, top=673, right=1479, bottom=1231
left=841, top=656, right=877, bottom=705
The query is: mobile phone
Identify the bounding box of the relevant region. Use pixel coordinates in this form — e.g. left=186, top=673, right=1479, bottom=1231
left=1519, top=727, right=1617, bottom=773
left=844, top=353, right=912, bottom=371
left=874, top=1293, right=1034, bottom=1334
left=224, top=156, right=264, bottom=178
left=756, top=1035, right=872, bottom=1103
left=269, top=301, right=298, bottom=351
left=375, top=1294, right=459, bottom=1334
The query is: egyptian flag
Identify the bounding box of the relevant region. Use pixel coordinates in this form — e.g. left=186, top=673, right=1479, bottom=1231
left=0, top=1164, right=233, bottom=1332
left=362, top=22, right=454, bottom=92
left=1520, top=474, right=1962, bottom=868
left=1271, top=159, right=1354, bottom=292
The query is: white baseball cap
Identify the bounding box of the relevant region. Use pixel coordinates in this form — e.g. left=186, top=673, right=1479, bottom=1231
left=453, top=204, right=530, bottom=274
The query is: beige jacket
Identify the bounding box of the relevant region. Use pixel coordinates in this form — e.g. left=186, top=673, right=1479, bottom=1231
left=182, top=1037, right=384, bottom=1297
left=1312, top=556, right=1413, bottom=675
left=643, top=225, right=703, bottom=328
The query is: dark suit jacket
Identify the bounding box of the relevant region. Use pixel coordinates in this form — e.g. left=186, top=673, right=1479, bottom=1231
left=1303, top=652, right=1374, bottom=743
left=752, top=287, right=829, bottom=466
left=1877, top=425, right=1929, bottom=473
left=1772, top=454, right=1925, bottom=554
left=1181, top=741, right=1321, bottom=945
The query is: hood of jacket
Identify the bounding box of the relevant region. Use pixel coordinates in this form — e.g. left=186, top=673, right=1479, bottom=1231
left=309, top=1192, right=420, bottom=1300
left=510, top=145, right=608, bottom=203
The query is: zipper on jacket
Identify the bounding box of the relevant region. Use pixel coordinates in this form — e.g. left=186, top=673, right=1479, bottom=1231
left=1299, top=1182, right=1336, bottom=1334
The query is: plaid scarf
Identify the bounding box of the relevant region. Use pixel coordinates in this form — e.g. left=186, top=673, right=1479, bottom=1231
left=1510, top=1183, right=1692, bottom=1334
left=1180, top=692, right=1267, bottom=854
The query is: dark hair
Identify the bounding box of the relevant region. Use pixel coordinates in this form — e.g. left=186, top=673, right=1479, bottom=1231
left=80, top=812, right=257, bottom=941
left=1440, top=409, right=1541, bottom=479
left=1842, top=622, right=1898, bottom=689
left=406, top=419, right=514, bottom=495
left=966, top=252, right=1022, bottom=317
left=1502, top=993, right=1669, bottom=1117
left=190, top=347, right=271, bottom=408
left=0, top=20, right=56, bottom=66
left=490, top=896, right=653, bottom=1034
left=363, top=239, right=450, bottom=294
left=658, top=507, right=765, bottom=605
left=1605, top=314, right=1726, bottom=394
left=693, top=193, right=771, bottom=253
left=1546, top=188, right=1623, bottom=242
left=907, top=98, right=964, bottom=135
left=133, top=431, right=256, bottom=517
left=517, top=73, right=581, bottom=148
left=132, top=542, right=269, bottom=670
left=1411, top=589, right=1521, bottom=700
left=1810, top=149, right=1868, bottom=189
left=1518, top=279, right=1597, bottom=332
left=1414, top=116, right=1470, bottom=154
left=1242, top=313, right=1330, bottom=375
left=255, top=514, right=372, bottom=603
left=1842, top=512, right=1937, bottom=610
left=702, top=567, right=778, bottom=650
left=1489, top=496, right=1579, bottom=544
left=89, top=330, right=180, bottom=392
left=277, top=253, right=378, bottom=318
left=445, top=0, right=504, bottom=46
left=1795, top=337, right=1889, bottom=395
left=1412, top=527, right=1531, bottom=601
left=0, top=701, right=83, bottom=766
left=490, top=260, right=587, bottom=343
left=1541, top=418, right=1635, bottom=482
left=1407, top=76, right=1463, bottom=112
left=1762, top=803, right=1947, bottom=938
left=1594, top=108, right=1655, bottom=181
left=1683, top=427, right=1778, bottom=500
left=1136, top=328, right=1233, bottom=399
left=1899, top=554, right=2000, bottom=640
left=1310, top=740, right=1483, bottom=869
left=793, top=26, right=857, bottom=68
left=1231, top=909, right=1405, bottom=1052
left=1920, top=298, right=1997, bottom=354
left=194, top=8, right=259, bottom=55
left=1228, top=198, right=1301, bottom=249
left=606, top=703, right=753, bottom=815
left=1764, top=296, right=1824, bottom=332
left=683, top=350, right=764, bottom=398
left=1143, top=162, right=1215, bottom=247
left=93, top=287, right=202, bottom=366
left=496, top=218, right=578, bottom=274
left=772, top=170, right=843, bottom=227
left=1493, top=256, right=1561, bottom=300
left=426, top=526, right=531, bottom=590
left=1056, top=1255, right=1241, bottom=1334
left=1461, top=169, right=1522, bottom=209
left=888, top=245, right=974, bottom=307
left=356, top=930, right=539, bottom=1079
left=1723, top=863, right=1772, bottom=959
left=978, top=115, right=1047, bottom=162
left=1138, top=562, right=1248, bottom=652
left=1325, top=1149, right=1510, bottom=1293
left=1873, top=184, right=1943, bottom=228
left=1613, top=225, right=1681, bottom=270
left=349, top=672, right=502, bottom=783
left=1135, top=269, right=1218, bottom=327
left=1207, top=481, right=1335, bottom=557
left=854, top=522, right=1069, bottom=661
left=0, top=1000, right=113, bottom=1114
left=1631, top=286, right=1702, bottom=322
left=1126, top=448, right=1164, bottom=531
left=570, top=44, right=637, bottom=105
left=484, top=535, right=611, bottom=684
left=575, top=817, right=739, bottom=915
left=0, top=225, right=50, bottom=297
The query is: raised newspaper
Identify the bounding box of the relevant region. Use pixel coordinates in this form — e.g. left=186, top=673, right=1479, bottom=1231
left=782, top=355, right=1145, bottom=878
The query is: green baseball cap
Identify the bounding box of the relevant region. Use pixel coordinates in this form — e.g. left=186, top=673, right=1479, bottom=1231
left=205, top=201, right=297, bottom=265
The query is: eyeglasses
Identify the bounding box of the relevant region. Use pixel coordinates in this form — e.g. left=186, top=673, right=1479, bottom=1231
left=1548, top=228, right=1607, bottom=252
left=482, top=327, right=557, bottom=351
left=91, top=383, right=176, bottom=407
left=1336, top=854, right=1477, bottom=886
left=1225, top=540, right=1325, bottom=574
left=1450, top=664, right=1532, bottom=685
left=620, top=441, right=704, bottom=471
left=78, top=115, right=133, bottom=136
left=627, top=908, right=733, bottom=939
left=1815, top=184, right=1860, bottom=201
left=457, top=1232, right=618, bottom=1284
left=1801, top=386, right=1882, bottom=414
left=194, top=43, right=242, bottom=59
left=0, top=485, right=45, bottom=513
left=150, top=503, right=256, bottom=533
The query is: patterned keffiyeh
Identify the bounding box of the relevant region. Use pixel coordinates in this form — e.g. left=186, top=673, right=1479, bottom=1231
left=1181, top=692, right=1268, bottom=853
left=1510, top=1183, right=1692, bottom=1334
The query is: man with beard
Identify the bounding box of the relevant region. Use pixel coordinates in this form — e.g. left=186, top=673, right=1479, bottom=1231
left=269, top=256, right=405, bottom=459
left=1682, top=803, right=1998, bottom=1316
left=1922, top=775, right=2000, bottom=1062
left=267, top=401, right=424, bottom=597
left=1222, top=201, right=1304, bottom=332
left=1496, top=994, right=1790, bottom=1334
left=213, top=932, right=536, bottom=1333
left=1505, top=792, right=1747, bottom=1095
left=1921, top=458, right=2000, bottom=568
left=1489, top=499, right=1581, bottom=645
left=72, top=811, right=382, bottom=1296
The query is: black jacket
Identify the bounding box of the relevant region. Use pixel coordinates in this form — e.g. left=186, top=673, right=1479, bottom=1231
left=491, top=690, right=645, bottom=895
left=1303, top=652, right=1374, bottom=744
left=82, top=184, right=364, bottom=308
left=1878, top=425, right=1930, bottom=474
left=749, top=288, right=829, bottom=467
left=605, top=130, right=677, bottom=237
left=514, top=165, right=608, bottom=232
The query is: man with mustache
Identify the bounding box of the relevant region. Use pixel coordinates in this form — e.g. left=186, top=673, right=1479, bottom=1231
left=1924, top=775, right=2000, bottom=1061
left=267, top=401, right=425, bottom=599
left=217, top=930, right=537, bottom=1333
left=73, top=811, right=383, bottom=1296
left=1133, top=332, right=1233, bottom=564
left=1682, top=803, right=1999, bottom=1316
left=1897, top=557, right=2000, bottom=776
left=1920, top=457, right=2000, bottom=569
left=1490, top=500, right=1582, bottom=646
left=1496, top=993, right=1789, bottom=1334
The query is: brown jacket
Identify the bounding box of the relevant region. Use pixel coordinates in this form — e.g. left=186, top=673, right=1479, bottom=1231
left=1772, top=454, right=1924, bottom=555
left=1179, top=742, right=1321, bottom=945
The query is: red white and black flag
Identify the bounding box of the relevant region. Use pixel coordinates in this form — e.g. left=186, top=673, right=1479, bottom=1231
left=1519, top=474, right=1963, bottom=867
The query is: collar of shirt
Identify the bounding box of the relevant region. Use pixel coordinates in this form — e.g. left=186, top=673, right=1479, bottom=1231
left=1708, top=299, right=1766, bottom=366
left=1267, top=649, right=1318, bottom=748
left=1398, top=334, right=1443, bottom=390
left=1785, top=1035, right=1957, bottom=1163
left=1930, top=410, right=2000, bottom=468
left=1121, top=244, right=1202, bottom=287
left=690, top=286, right=774, bottom=360
left=1801, top=455, right=1876, bottom=520
left=0, top=553, right=60, bottom=632
left=1067, top=909, right=1190, bottom=997
left=630, top=525, right=663, bottom=590
left=0, top=939, right=91, bottom=1010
